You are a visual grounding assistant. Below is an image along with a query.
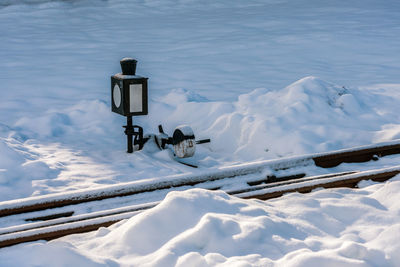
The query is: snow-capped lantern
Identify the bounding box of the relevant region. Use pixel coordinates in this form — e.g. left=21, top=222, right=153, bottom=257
left=111, top=58, right=148, bottom=116
left=172, top=126, right=196, bottom=158
left=111, top=58, right=148, bottom=153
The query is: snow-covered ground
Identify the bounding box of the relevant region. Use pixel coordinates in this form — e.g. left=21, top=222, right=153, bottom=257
left=1, top=0, right=400, bottom=265
left=3, top=181, right=400, bottom=266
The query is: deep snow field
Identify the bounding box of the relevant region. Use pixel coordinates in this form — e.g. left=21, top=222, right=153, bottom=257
left=1, top=0, right=400, bottom=266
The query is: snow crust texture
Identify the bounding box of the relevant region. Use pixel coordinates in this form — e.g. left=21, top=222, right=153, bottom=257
left=1, top=178, right=400, bottom=266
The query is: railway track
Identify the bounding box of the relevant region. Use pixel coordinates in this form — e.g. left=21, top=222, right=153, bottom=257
left=1, top=140, right=400, bottom=248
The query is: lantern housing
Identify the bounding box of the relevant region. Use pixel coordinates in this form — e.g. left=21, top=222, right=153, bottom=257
left=111, top=58, right=148, bottom=116
left=111, top=58, right=149, bottom=153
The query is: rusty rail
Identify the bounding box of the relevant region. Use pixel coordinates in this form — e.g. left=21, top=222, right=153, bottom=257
left=312, top=142, right=400, bottom=167
left=1, top=166, right=399, bottom=248
left=238, top=167, right=400, bottom=200
left=1, top=140, right=400, bottom=248
left=1, top=140, right=400, bottom=218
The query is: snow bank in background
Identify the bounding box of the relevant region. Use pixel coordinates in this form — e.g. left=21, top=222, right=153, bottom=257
left=2, top=177, right=399, bottom=266
left=11, top=76, right=397, bottom=157
left=147, top=76, right=400, bottom=160
left=2, top=77, right=400, bottom=199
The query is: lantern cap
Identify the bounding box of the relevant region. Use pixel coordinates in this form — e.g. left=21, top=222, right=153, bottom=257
left=120, top=58, right=137, bottom=75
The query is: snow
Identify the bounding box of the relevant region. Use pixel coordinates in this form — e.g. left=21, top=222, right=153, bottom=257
left=2, top=183, right=400, bottom=266
left=236, top=165, right=400, bottom=199
left=1, top=0, right=400, bottom=265
left=3, top=75, right=400, bottom=199
left=1, top=0, right=400, bottom=199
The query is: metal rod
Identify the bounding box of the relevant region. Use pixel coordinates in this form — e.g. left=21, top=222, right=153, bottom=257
left=196, top=139, right=211, bottom=145
left=126, top=116, right=133, bottom=153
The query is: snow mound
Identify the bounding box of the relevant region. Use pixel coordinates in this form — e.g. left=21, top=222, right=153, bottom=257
left=206, top=76, right=393, bottom=159
left=88, top=185, right=400, bottom=266
left=71, top=179, right=400, bottom=266
left=13, top=100, right=116, bottom=144
left=0, top=138, right=58, bottom=200
left=3, top=178, right=400, bottom=266
left=2, top=76, right=400, bottom=199
left=14, top=77, right=372, bottom=159
left=145, top=76, right=400, bottom=164
left=160, top=88, right=209, bottom=106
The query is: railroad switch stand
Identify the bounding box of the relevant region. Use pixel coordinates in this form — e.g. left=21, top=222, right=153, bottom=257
left=111, top=57, right=210, bottom=157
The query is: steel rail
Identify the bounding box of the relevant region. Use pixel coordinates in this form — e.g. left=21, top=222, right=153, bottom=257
left=0, top=172, right=306, bottom=237
left=227, top=171, right=358, bottom=195
left=0, top=172, right=353, bottom=237
left=0, top=157, right=312, bottom=217
left=1, top=140, right=400, bottom=218
left=0, top=202, right=158, bottom=236
left=1, top=165, right=400, bottom=249
left=1, top=140, right=400, bottom=248
left=312, top=141, right=400, bottom=167
left=238, top=166, right=400, bottom=200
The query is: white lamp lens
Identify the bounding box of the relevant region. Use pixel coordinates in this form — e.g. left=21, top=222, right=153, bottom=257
left=129, top=84, right=143, bottom=113
left=113, top=84, right=121, bottom=108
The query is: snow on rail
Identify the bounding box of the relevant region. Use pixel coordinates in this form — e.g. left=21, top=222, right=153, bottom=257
left=0, top=156, right=312, bottom=215
left=237, top=165, right=400, bottom=199
left=0, top=210, right=141, bottom=248
left=1, top=139, right=400, bottom=216
left=0, top=201, right=158, bottom=236
left=1, top=165, right=399, bottom=249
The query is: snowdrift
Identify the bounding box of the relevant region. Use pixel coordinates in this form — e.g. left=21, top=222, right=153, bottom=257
left=2, top=77, right=400, bottom=200
left=1, top=179, right=400, bottom=266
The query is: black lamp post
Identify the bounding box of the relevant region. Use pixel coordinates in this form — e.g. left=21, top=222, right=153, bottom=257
left=111, top=58, right=148, bottom=153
